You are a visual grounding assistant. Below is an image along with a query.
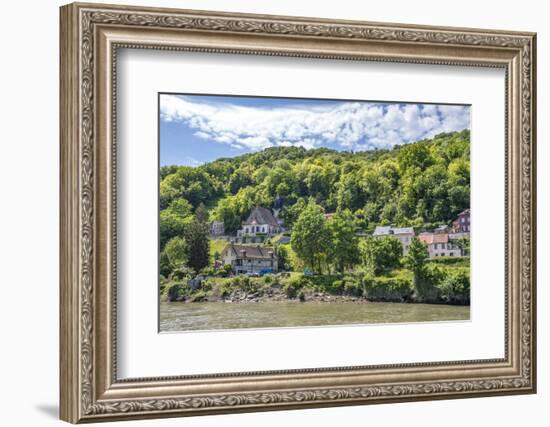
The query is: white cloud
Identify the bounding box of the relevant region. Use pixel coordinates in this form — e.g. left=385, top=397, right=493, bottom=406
left=160, top=95, right=470, bottom=152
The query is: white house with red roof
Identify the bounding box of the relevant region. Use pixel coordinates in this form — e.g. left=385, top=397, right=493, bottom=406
left=417, top=232, right=462, bottom=258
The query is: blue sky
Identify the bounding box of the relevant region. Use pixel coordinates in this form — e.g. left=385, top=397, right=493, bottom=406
left=159, top=94, right=470, bottom=167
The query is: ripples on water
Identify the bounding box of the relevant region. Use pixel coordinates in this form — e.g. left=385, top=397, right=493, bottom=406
left=160, top=301, right=470, bottom=332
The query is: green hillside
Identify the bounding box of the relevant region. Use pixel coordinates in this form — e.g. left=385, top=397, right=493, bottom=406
left=160, top=129, right=470, bottom=250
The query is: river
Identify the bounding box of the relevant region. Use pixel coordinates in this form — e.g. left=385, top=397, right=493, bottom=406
left=160, top=301, right=470, bottom=332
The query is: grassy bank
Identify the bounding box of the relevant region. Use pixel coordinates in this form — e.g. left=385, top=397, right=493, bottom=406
left=161, top=257, right=470, bottom=305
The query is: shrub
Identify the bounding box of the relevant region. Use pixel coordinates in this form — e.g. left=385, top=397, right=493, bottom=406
left=330, top=279, right=344, bottom=294
left=363, top=274, right=413, bottom=302
left=438, top=270, right=470, bottom=304
left=201, top=266, right=216, bottom=276
left=343, top=278, right=363, bottom=297
left=283, top=278, right=304, bottom=299
left=170, top=266, right=194, bottom=281
left=429, top=256, right=470, bottom=266
left=190, top=290, right=208, bottom=302
left=219, top=280, right=234, bottom=298
left=200, top=279, right=213, bottom=292
left=166, top=282, right=188, bottom=302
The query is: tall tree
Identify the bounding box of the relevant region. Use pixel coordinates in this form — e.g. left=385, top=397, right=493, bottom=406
left=163, top=236, right=187, bottom=269
left=291, top=199, right=329, bottom=273
left=184, top=205, right=210, bottom=272
left=360, top=236, right=402, bottom=275
left=326, top=209, right=360, bottom=273
left=403, top=237, right=434, bottom=299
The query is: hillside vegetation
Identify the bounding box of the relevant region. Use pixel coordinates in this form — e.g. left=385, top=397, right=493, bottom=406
left=160, top=129, right=470, bottom=249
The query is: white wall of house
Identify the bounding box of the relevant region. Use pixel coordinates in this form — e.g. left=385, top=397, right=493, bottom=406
left=395, top=234, right=414, bottom=254
left=237, top=223, right=278, bottom=237
left=426, top=242, right=462, bottom=258
left=222, top=249, right=277, bottom=273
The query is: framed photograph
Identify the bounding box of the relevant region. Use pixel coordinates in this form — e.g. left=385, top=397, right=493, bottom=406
left=60, top=2, right=537, bottom=423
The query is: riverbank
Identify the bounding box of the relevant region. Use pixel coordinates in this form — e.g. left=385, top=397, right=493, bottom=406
left=163, top=274, right=470, bottom=306
left=167, top=288, right=376, bottom=304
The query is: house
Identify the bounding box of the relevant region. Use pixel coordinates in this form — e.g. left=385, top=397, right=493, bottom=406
left=373, top=226, right=415, bottom=254
left=417, top=233, right=461, bottom=258
left=222, top=243, right=278, bottom=274
left=237, top=207, right=281, bottom=243
left=209, top=221, right=225, bottom=236
left=452, top=209, right=470, bottom=233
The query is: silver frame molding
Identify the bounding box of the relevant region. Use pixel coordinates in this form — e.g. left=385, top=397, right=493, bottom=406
left=60, top=2, right=536, bottom=423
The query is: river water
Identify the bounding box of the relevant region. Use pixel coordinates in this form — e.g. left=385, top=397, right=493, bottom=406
left=160, top=301, right=470, bottom=332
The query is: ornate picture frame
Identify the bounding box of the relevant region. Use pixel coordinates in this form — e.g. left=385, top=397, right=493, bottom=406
left=60, top=2, right=536, bottom=423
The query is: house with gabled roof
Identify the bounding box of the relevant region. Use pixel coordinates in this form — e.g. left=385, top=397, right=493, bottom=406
left=222, top=243, right=278, bottom=274
left=452, top=208, right=470, bottom=233
left=237, top=206, right=281, bottom=243
left=373, top=226, right=415, bottom=254
left=417, top=232, right=461, bottom=258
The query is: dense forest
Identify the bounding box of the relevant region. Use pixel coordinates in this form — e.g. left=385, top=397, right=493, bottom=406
left=159, top=129, right=470, bottom=305
left=160, top=129, right=470, bottom=250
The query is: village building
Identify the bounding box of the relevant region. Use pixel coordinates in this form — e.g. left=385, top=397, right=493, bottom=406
left=417, top=233, right=462, bottom=258
left=237, top=207, right=281, bottom=243
left=222, top=243, right=278, bottom=274
left=209, top=220, right=225, bottom=236
left=373, top=226, right=415, bottom=254
left=452, top=208, right=470, bottom=233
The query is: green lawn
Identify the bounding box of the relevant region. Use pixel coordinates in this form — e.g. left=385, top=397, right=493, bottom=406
left=209, top=238, right=229, bottom=261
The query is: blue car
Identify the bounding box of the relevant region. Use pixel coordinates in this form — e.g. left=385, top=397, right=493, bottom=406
left=258, top=268, right=274, bottom=276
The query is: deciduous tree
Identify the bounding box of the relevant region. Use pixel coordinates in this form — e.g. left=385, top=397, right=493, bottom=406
left=291, top=199, right=329, bottom=273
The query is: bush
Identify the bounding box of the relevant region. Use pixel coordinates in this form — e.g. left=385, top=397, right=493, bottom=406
left=343, top=278, right=363, bottom=297
left=363, top=274, right=413, bottom=302
left=438, top=270, right=470, bottom=304
left=190, top=290, right=208, bottom=302
left=200, top=280, right=213, bottom=292
left=213, top=264, right=232, bottom=277
left=201, top=266, right=216, bottom=276
left=166, top=282, right=188, bottom=302
left=330, top=279, right=344, bottom=294
left=170, top=266, right=194, bottom=281
left=283, top=278, right=305, bottom=299
left=219, top=280, right=234, bottom=298
left=429, top=256, right=470, bottom=266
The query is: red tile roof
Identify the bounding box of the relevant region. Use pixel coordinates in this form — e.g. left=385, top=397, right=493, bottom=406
left=418, top=233, right=448, bottom=245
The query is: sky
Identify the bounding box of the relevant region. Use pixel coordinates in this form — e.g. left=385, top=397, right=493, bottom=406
left=159, top=93, right=470, bottom=167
